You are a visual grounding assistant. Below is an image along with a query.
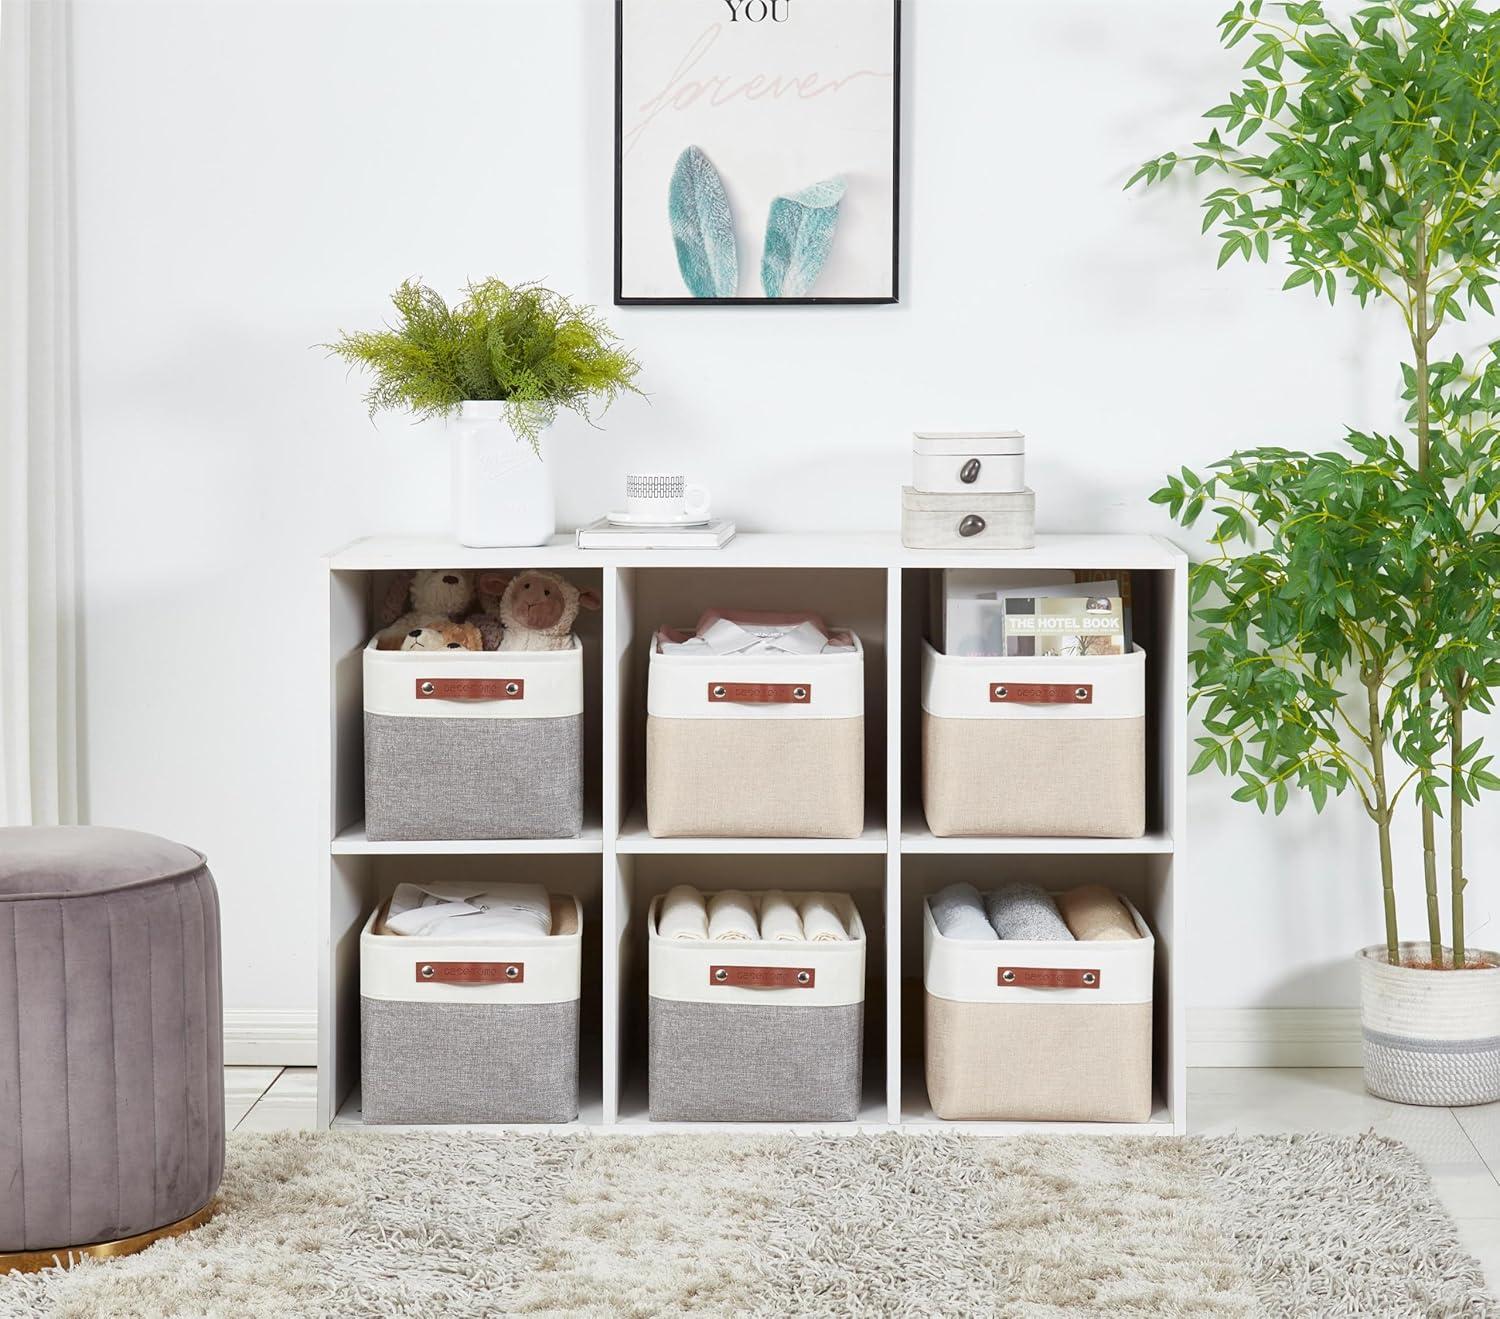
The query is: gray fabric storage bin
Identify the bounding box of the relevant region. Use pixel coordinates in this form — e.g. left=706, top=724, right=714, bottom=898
left=360, top=895, right=581, bottom=1124
left=921, top=642, right=1147, bottom=838
left=363, top=638, right=584, bottom=841
left=646, top=894, right=865, bottom=1122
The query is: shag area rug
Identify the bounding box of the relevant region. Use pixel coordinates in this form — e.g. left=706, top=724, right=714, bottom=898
left=0, top=1131, right=1491, bottom=1317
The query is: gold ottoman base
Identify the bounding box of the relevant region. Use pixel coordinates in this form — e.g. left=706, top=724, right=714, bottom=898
left=0, top=1200, right=218, bottom=1275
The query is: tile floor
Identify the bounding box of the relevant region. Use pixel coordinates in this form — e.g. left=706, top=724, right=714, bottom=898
left=231, top=1065, right=1500, bottom=1287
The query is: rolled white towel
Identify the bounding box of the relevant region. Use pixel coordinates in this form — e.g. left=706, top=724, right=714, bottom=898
left=800, top=892, right=853, bottom=942
left=759, top=890, right=805, bottom=942
left=707, top=890, right=759, bottom=941
left=384, top=881, right=552, bottom=939
left=930, top=882, right=997, bottom=941
left=658, top=885, right=709, bottom=941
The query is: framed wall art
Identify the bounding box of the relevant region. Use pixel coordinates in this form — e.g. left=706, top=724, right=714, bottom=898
left=615, top=0, right=900, bottom=305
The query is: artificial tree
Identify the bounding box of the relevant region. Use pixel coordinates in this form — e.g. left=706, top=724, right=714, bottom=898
left=1132, top=0, right=1500, bottom=966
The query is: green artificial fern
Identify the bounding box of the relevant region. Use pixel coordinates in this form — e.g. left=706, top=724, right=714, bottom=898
left=326, top=279, right=642, bottom=449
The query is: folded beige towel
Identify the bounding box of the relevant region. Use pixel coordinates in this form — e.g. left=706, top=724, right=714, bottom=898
left=759, top=890, right=804, bottom=942
left=1057, top=885, right=1140, bottom=941
left=659, top=884, right=709, bottom=940
left=800, top=893, right=853, bottom=942
left=707, top=890, right=759, bottom=941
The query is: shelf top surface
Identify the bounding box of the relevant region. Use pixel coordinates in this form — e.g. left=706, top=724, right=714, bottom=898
left=325, top=531, right=1186, bottom=572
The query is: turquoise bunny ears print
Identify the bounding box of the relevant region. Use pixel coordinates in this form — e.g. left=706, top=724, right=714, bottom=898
left=668, top=145, right=845, bottom=299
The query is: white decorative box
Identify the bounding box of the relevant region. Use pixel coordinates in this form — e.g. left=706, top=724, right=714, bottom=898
left=912, top=432, right=1026, bottom=494
left=900, top=487, right=1036, bottom=550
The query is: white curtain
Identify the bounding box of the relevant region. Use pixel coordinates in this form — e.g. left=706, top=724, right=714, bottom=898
left=0, top=0, right=80, bottom=827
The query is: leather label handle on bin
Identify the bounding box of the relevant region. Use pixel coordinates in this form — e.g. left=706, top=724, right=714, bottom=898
left=990, top=682, right=1093, bottom=705
left=709, top=965, right=816, bottom=989
left=416, top=961, right=525, bottom=985
left=707, top=682, right=812, bottom=705
left=997, top=966, right=1100, bottom=990
left=415, top=678, right=525, bottom=701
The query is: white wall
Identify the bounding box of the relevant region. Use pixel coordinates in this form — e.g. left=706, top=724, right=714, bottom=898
left=69, top=0, right=1497, bottom=1031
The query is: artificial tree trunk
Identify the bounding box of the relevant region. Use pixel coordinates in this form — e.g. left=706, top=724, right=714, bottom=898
left=1452, top=701, right=1467, bottom=968
left=1367, top=675, right=1401, bottom=965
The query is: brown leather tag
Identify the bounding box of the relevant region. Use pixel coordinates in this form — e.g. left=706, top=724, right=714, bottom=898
left=708, top=682, right=812, bottom=704
left=415, top=678, right=525, bottom=701
left=997, top=966, right=1100, bottom=989
left=416, top=961, right=524, bottom=985
left=990, top=682, right=1093, bottom=704
left=709, top=965, right=816, bottom=989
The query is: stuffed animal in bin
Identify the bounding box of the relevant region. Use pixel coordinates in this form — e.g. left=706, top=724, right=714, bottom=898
left=398, top=619, right=484, bottom=651
left=374, top=569, right=477, bottom=650
left=485, top=570, right=600, bottom=651
left=464, top=571, right=509, bottom=651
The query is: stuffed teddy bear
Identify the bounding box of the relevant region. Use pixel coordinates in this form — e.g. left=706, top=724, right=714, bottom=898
left=463, top=571, right=509, bottom=651
left=485, top=570, right=600, bottom=651
left=398, top=619, right=484, bottom=651
left=375, top=570, right=477, bottom=650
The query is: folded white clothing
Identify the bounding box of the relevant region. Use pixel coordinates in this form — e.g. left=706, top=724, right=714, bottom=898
left=930, top=882, right=997, bottom=941
left=384, top=881, right=552, bottom=939
left=758, top=890, right=805, bottom=942
left=800, top=892, right=853, bottom=942
left=707, top=890, right=760, bottom=941
left=657, top=611, right=855, bottom=656
left=658, top=884, right=710, bottom=940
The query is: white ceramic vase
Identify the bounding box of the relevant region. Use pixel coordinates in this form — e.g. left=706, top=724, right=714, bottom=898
left=1359, top=943, right=1500, bottom=1105
left=449, top=402, right=555, bottom=548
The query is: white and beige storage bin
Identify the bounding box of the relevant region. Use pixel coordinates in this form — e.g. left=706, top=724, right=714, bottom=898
left=363, top=638, right=584, bottom=841
left=359, top=895, right=581, bottom=1124
left=912, top=431, right=1026, bottom=494
left=923, top=895, right=1154, bottom=1122
left=645, top=633, right=865, bottom=838
left=921, top=641, right=1146, bottom=837
left=647, top=894, right=866, bottom=1121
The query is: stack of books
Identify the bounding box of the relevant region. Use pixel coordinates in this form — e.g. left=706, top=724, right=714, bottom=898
left=575, top=516, right=736, bottom=550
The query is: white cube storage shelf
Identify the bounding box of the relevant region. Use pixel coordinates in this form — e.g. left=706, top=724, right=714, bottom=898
left=321, top=533, right=1187, bottom=1135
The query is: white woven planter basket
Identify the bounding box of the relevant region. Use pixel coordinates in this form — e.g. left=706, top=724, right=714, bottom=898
left=1359, top=943, right=1500, bottom=1107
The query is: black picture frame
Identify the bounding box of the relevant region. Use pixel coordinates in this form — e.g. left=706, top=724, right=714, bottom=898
left=614, top=0, right=901, bottom=306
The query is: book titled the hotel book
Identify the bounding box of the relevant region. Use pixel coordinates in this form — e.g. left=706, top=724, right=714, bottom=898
left=1001, top=596, right=1127, bottom=657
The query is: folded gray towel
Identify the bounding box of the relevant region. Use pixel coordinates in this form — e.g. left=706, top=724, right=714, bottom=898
left=930, top=882, right=997, bottom=941
left=984, top=883, right=1074, bottom=941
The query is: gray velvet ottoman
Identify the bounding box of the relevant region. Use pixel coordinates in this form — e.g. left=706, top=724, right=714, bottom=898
left=0, top=826, right=224, bottom=1269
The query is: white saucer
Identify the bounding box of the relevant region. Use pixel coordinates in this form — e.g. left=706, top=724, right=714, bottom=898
left=606, top=510, right=713, bottom=528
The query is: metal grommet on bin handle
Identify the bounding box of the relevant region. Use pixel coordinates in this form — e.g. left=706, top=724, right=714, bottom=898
left=1075, top=687, right=1089, bottom=701
left=994, top=685, right=1007, bottom=700
left=793, top=687, right=808, bottom=701
left=419, top=964, right=436, bottom=980
left=714, top=968, right=729, bottom=983
left=796, top=970, right=811, bottom=984
left=1001, top=969, right=1017, bottom=984
left=505, top=682, right=520, bottom=696
left=505, top=965, right=520, bottom=980
left=1082, top=972, right=1097, bottom=986
left=712, top=685, right=727, bottom=699
left=420, top=682, right=435, bottom=696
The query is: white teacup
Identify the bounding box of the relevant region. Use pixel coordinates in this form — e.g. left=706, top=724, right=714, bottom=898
left=625, top=472, right=711, bottom=520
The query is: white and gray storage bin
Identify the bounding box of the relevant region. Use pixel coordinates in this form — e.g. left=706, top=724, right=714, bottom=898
left=647, top=894, right=866, bottom=1121
left=923, top=895, right=1154, bottom=1122
left=363, top=638, right=584, bottom=841
left=359, top=895, right=581, bottom=1124
left=912, top=431, right=1026, bottom=494
left=920, top=641, right=1146, bottom=837
left=645, top=633, right=865, bottom=837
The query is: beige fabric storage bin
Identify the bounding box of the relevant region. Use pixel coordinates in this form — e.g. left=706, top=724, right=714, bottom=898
left=646, top=634, right=865, bottom=838
left=923, top=895, right=1154, bottom=1122
left=921, top=641, right=1146, bottom=837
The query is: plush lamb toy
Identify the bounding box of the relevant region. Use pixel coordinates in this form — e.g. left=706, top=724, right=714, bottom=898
left=399, top=619, right=484, bottom=651
left=492, top=571, right=600, bottom=651
left=375, top=569, right=477, bottom=650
